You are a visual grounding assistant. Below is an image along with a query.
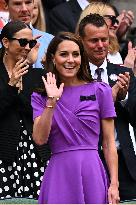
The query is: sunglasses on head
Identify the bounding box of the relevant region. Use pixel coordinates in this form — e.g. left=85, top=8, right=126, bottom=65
left=9, top=38, right=37, bottom=49
left=104, top=15, right=119, bottom=26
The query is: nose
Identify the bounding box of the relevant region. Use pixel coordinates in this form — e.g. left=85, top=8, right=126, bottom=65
left=25, top=43, right=31, bottom=51
left=97, top=40, right=103, bottom=48
left=67, top=54, right=74, bottom=62
left=113, top=22, right=119, bottom=29
left=21, top=3, right=28, bottom=11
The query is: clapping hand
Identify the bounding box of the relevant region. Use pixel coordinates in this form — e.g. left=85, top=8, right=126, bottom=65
left=42, top=72, right=64, bottom=100
left=112, top=72, right=130, bottom=102
left=117, top=10, right=134, bottom=39
left=117, top=72, right=130, bottom=100
left=124, top=41, right=136, bottom=69
left=8, top=58, right=29, bottom=88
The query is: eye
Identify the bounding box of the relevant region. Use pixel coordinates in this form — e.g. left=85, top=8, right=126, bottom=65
left=26, top=0, right=33, bottom=4
left=90, top=39, right=98, bottom=43
left=73, top=52, right=80, bottom=57
left=102, top=38, right=108, bottom=42
left=14, top=1, right=22, bottom=6
left=60, top=52, right=68, bottom=57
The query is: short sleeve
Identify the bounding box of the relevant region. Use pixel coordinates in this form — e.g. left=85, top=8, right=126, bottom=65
left=96, top=82, right=116, bottom=119
left=31, top=92, right=46, bottom=120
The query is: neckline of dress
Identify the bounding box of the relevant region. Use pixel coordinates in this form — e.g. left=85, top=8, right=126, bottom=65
left=64, top=82, right=89, bottom=89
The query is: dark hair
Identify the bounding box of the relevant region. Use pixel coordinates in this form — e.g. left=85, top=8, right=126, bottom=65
left=5, top=0, right=34, bottom=4
left=43, top=32, right=92, bottom=87
left=78, top=13, right=107, bottom=37
left=0, top=20, right=30, bottom=58
left=109, top=4, right=119, bottom=17
left=0, top=20, right=30, bottom=41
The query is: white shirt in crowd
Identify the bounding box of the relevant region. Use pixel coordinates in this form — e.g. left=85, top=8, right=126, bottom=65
left=77, top=0, right=90, bottom=10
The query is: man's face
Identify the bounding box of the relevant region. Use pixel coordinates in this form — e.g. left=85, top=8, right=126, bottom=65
left=7, top=0, right=34, bottom=24
left=81, top=24, right=109, bottom=66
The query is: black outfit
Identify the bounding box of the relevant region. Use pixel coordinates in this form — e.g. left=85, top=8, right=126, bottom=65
left=42, top=0, right=66, bottom=33
left=0, top=61, right=49, bottom=199
left=46, top=0, right=112, bottom=35
left=42, top=0, right=66, bottom=10
left=101, top=62, right=136, bottom=201
left=47, top=0, right=82, bottom=35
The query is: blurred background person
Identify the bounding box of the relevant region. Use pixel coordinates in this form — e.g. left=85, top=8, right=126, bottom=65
left=46, top=0, right=134, bottom=40
left=32, top=0, right=46, bottom=32
left=41, top=0, right=66, bottom=32
left=0, top=0, right=9, bottom=29
left=46, top=0, right=87, bottom=35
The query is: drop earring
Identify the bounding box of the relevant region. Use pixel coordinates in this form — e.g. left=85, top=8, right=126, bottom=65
left=4, top=50, right=8, bottom=56
left=53, top=61, right=56, bottom=68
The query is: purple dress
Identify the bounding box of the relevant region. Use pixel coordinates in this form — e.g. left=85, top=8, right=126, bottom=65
left=31, top=82, right=116, bottom=204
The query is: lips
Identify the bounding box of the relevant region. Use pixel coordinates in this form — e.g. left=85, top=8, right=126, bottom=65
left=96, top=51, right=105, bottom=54
left=64, top=65, right=75, bottom=70
left=20, top=16, right=30, bottom=21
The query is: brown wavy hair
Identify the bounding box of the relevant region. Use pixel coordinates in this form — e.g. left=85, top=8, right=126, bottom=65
left=42, top=32, right=93, bottom=88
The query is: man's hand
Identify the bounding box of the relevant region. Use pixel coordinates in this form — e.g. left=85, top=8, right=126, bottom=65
left=117, top=72, right=130, bottom=101
left=112, top=72, right=130, bottom=102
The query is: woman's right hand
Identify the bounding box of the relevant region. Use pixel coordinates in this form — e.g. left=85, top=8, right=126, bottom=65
left=8, top=58, right=29, bottom=87
left=124, top=41, right=136, bottom=69
left=42, top=72, right=64, bottom=100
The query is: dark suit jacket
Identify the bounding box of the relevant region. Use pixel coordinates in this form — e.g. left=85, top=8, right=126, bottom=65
left=0, top=61, right=50, bottom=161
left=42, top=0, right=66, bottom=10
left=47, top=0, right=82, bottom=35
left=106, top=62, right=136, bottom=181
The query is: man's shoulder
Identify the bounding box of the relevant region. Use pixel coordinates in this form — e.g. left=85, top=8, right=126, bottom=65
left=107, top=62, right=132, bottom=73
left=51, top=1, right=70, bottom=10
left=32, top=27, right=54, bottom=40
left=50, top=0, right=75, bottom=16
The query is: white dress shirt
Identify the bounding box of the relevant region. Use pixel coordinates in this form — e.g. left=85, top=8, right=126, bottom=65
left=107, top=52, right=123, bottom=65
left=89, top=58, right=109, bottom=84
left=77, top=0, right=90, bottom=10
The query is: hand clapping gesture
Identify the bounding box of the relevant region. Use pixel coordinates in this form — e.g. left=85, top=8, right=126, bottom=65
left=42, top=72, right=64, bottom=106
left=112, top=72, right=130, bottom=102
left=8, top=58, right=29, bottom=90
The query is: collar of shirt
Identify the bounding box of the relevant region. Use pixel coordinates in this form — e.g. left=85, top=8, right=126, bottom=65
left=89, top=58, right=109, bottom=84
left=77, top=0, right=90, bottom=10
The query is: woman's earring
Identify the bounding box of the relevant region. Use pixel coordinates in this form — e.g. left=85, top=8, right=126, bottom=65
left=53, top=61, right=56, bottom=68
left=4, top=50, right=8, bottom=56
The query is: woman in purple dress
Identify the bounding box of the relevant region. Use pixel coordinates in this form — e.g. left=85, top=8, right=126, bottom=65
left=31, top=32, right=119, bottom=204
